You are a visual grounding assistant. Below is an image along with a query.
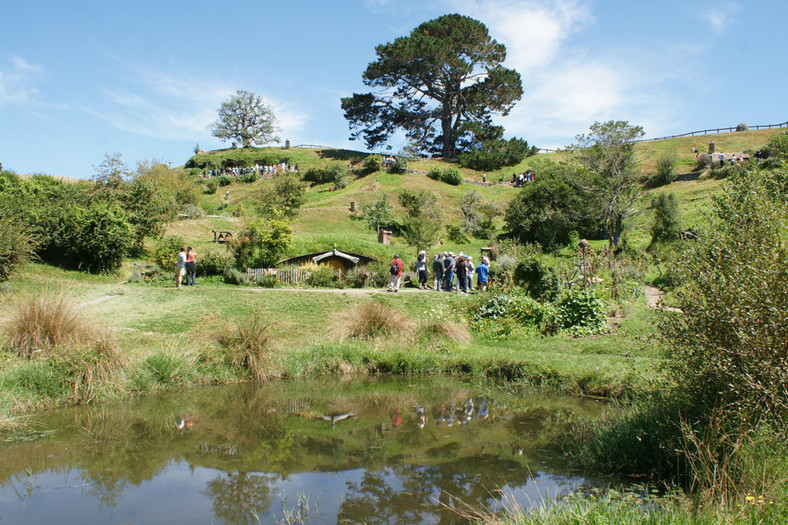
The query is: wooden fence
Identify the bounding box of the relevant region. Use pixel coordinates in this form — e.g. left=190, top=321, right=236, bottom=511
left=246, top=267, right=313, bottom=285
left=636, top=121, right=788, bottom=143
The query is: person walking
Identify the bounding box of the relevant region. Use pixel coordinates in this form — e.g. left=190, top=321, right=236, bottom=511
left=387, top=254, right=404, bottom=292
left=175, top=246, right=187, bottom=289
left=466, top=256, right=474, bottom=292
left=432, top=253, right=444, bottom=291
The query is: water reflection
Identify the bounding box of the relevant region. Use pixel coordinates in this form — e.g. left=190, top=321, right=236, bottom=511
left=0, top=377, right=616, bottom=524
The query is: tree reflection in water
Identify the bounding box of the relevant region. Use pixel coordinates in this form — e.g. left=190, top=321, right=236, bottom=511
left=0, top=378, right=615, bottom=525
left=203, top=470, right=275, bottom=525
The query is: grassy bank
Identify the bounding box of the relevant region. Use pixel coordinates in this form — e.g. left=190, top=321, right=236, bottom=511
left=0, top=262, right=662, bottom=423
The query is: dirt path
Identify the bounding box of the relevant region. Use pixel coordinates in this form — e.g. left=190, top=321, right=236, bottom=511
left=644, top=285, right=682, bottom=313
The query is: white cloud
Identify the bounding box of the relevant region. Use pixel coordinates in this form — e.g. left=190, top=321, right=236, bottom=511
left=81, top=60, right=307, bottom=144
left=698, top=3, right=739, bottom=31
left=0, top=56, right=42, bottom=105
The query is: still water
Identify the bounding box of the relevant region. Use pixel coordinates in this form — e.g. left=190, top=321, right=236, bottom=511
left=0, top=377, right=618, bottom=524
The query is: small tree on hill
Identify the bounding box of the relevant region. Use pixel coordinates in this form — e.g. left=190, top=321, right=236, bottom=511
left=362, top=194, right=395, bottom=234
left=211, top=90, right=280, bottom=148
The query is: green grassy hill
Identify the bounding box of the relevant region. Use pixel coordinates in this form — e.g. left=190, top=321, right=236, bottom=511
left=171, top=128, right=783, bottom=263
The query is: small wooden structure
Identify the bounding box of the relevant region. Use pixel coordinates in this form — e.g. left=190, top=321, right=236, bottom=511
left=379, top=229, right=392, bottom=245
left=480, top=247, right=493, bottom=259
left=212, top=230, right=235, bottom=243
left=278, top=246, right=377, bottom=274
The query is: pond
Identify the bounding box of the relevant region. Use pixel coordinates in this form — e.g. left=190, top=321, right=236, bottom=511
left=0, top=377, right=620, bottom=524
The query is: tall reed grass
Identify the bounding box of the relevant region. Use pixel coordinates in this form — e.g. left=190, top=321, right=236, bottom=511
left=215, top=314, right=274, bottom=381
left=329, top=302, right=415, bottom=342
left=1, top=291, right=126, bottom=407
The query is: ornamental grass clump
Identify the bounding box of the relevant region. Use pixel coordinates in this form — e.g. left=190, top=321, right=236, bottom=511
left=329, top=302, right=415, bottom=342
left=1, top=291, right=126, bottom=405
left=215, top=315, right=274, bottom=381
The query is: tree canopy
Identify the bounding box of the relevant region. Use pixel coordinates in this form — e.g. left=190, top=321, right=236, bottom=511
left=573, top=120, right=644, bottom=250
left=341, top=14, right=523, bottom=159
left=211, top=90, right=280, bottom=148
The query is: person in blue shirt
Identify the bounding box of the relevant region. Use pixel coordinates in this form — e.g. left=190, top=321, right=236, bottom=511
left=474, top=260, right=490, bottom=292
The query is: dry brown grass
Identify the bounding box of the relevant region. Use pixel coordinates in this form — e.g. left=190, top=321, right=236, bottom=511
left=418, top=318, right=472, bottom=344
left=329, top=302, right=416, bottom=342
left=215, top=314, right=274, bottom=381
left=4, top=291, right=98, bottom=358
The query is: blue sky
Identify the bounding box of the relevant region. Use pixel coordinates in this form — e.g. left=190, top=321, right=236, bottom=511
left=1, top=0, right=785, bottom=179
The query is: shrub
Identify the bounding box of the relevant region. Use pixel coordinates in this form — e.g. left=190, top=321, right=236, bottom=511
left=513, top=256, right=562, bottom=301
left=305, top=265, right=343, bottom=288
left=64, top=202, right=132, bottom=274
left=180, top=203, right=205, bottom=219
left=695, top=153, right=711, bottom=170
left=711, top=163, right=746, bottom=180
left=329, top=302, right=414, bottom=341
left=302, top=163, right=347, bottom=186
left=653, top=154, right=677, bottom=185
left=650, top=192, right=682, bottom=245
left=218, top=176, right=232, bottom=187
left=554, top=287, right=608, bottom=336
left=0, top=218, right=33, bottom=282
left=387, top=156, right=408, bottom=174
left=223, top=266, right=247, bottom=285
left=662, top=167, right=788, bottom=427
left=457, top=137, right=538, bottom=171
left=196, top=249, right=234, bottom=276
left=362, top=154, right=383, bottom=174
left=205, top=178, right=218, bottom=194
left=347, top=262, right=389, bottom=288
left=153, top=236, right=185, bottom=272
left=215, top=315, right=273, bottom=381
left=467, top=291, right=555, bottom=338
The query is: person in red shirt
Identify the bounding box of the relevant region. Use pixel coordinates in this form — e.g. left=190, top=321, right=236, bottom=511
left=387, top=254, right=404, bottom=292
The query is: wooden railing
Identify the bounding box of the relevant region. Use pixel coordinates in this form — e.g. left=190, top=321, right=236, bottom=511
left=636, top=121, right=788, bottom=143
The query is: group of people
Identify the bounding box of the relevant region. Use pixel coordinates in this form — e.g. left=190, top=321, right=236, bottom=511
left=199, top=162, right=298, bottom=179
left=512, top=171, right=535, bottom=186
left=388, top=251, right=490, bottom=293
left=175, top=246, right=197, bottom=288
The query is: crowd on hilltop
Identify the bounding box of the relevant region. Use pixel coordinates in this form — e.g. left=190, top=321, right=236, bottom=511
left=199, top=162, right=299, bottom=178
left=382, top=155, right=399, bottom=169
left=387, top=251, right=490, bottom=293
left=512, top=170, right=535, bottom=187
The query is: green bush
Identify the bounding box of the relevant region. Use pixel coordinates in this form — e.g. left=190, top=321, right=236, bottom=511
left=240, top=171, right=257, bottom=183
left=153, top=236, right=185, bottom=273
left=180, top=203, right=205, bottom=219
left=513, top=256, right=562, bottom=301
left=653, top=154, right=677, bottom=185
left=306, top=265, right=343, bottom=288
left=554, top=287, right=608, bottom=336
left=223, top=266, right=247, bottom=285
left=302, top=163, right=347, bottom=186
left=361, top=154, right=382, bottom=174
left=218, top=176, right=231, bottom=187
left=457, top=137, right=538, bottom=171
left=0, top=218, right=33, bottom=282
left=65, top=202, right=132, bottom=274
left=650, top=193, right=682, bottom=245
left=467, top=290, right=555, bottom=337
left=662, top=167, right=788, bottom=427
left=427, top=167, right=462, bottom=185
left=195, top=249, right=234, bottom=276
left=204, top=178, right=218, bottom=194
left=711, top=163, right=746, bottom=180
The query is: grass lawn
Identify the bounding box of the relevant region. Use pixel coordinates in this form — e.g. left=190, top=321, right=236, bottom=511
left=0, top=262, right=664, bottom=421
